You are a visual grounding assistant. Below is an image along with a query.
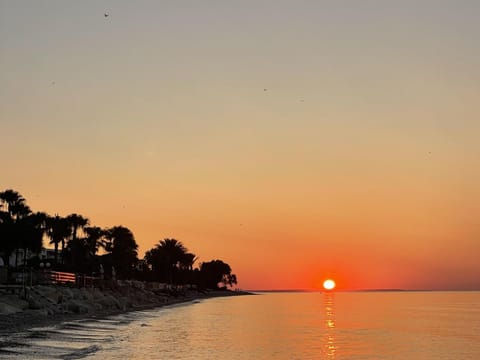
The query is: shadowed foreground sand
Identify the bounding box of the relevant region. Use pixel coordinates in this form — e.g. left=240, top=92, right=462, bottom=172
left=0, top=283, right=251, bottom=334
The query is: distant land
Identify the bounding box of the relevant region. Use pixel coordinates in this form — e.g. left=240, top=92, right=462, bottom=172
left=250, top=289, right=406, bottom=293
left=249, top=288, right=480, bottom=293
left=350, top=289, right=406, bottom=292
left=248, top=289, right=312, bottom=293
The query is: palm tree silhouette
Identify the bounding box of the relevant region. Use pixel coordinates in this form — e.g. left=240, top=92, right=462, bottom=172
left=145, top=239, right=193, bottom=284
left=179, top=252, right=197, bottom=271
left=0, top=207, right=16, bottom=267
left=45, top=215, right=70, bottom=266
left=0, top=190, right=32, bottom=266
left=60, top=214, right=89, bottom=265
left=67, top=226, right=106, bottom=274
left=17, top=212, right=47, bottom=266
left=84, top=226, right=105, bottom=259
left=1, top=188, right=239, bottom=288
left=0, top=189, right=29, bottom=218
left=104, top=226, right=138, bottom=279
left=66, top=213, right=89, bottom=242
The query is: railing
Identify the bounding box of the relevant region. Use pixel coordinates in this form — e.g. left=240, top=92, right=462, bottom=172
left=44, top=271, right=76, bottom=284
left=8, top=270, right=97, bottom=287
left=76, top=274, right=98, bottom=288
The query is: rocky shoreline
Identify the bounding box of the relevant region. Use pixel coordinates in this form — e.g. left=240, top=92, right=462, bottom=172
left=0, top=283, right=251, bottom=335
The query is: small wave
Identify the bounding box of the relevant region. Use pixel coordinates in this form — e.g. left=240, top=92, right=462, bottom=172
left=28, top=329, right=101, bottom=343
left=68, top=323, right=117, bottom=331
left=59, top=344, right=101, bottom=360
left=26, top=329, right=59, bottom=339
left=0, top=340, right=28, bottom=355
left=61, top=323, right=90, bottom=330
left=0, top=348, right=20, bottom=355
left=117, top=319, right=132, bottom=325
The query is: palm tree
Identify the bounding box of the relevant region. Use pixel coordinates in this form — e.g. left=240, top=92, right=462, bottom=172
left=0, top=190, right=32, bottom=267
left=66, top=213, right=89, bottom=240
left=160, top=238, right=188, bottom=262
left=64, top=236, right=90, bottom=273
left=179, top=252, right=197, bottom=271
left=103, top=226, right=138, bottom=279
left=45, top=215, right=70, bottom=265
left=65, top=213, right=89, bottom=251
left=17, top=212, right=47, bottom=266
left=84, top=226, right=105, bottom=259
left=0, top=210, right=15, bottom=267
left=145, top=239, right=191, bottom=284
left=0, top=189, right=29, bottom=219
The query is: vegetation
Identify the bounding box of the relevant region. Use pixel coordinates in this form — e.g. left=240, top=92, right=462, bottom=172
left=145, top=239, right=196, bottom=284
left=200, top=260, right=237, bottom=290
left=0, top=189, right=237, bottom=289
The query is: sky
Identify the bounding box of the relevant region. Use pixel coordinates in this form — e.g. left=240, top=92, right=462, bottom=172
left=1, top=0, right=479, bottom=291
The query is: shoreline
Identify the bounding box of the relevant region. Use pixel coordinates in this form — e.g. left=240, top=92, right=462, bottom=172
left=0, top=284, right=253, bottom=336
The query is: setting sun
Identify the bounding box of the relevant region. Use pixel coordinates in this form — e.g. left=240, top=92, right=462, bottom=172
left=323, top=279, right=336, bottom=291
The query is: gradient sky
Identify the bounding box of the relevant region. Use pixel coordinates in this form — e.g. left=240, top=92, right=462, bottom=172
left=1, top=1, right=479, bottom=290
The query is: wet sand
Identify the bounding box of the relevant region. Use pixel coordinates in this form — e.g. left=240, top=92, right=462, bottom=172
left=0, top=285, right=251, bottom=336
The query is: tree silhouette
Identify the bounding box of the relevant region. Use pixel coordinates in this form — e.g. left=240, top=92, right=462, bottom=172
left=64, top=236, right=89, bottom=273
left=64, top=214, right=89, bottom=263
left=84, top=226, right=105, bottom=259
left=17, top=212, right=46, bottom=266
left=45, top=215, right=70, bottom=266
left=66, top=213, right=89, bottom=241
left=0, top=188, right=240, bottom=289
left=200, top=260, right=237, bottom=289
left=0, top=210, right=16, bottom=267
left=0, top=190, right=33, bottom=267
left=145, top=239, right=195, bottom=284
left=65, top=226, right=105, bottom=274
left=179, top=252, right=197, bottom=271
left=0, top=189, right=29, bottom=218
left=104, top=226, right=138, bottom=279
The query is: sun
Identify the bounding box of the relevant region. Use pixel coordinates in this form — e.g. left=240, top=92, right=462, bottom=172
left=323, top=279, right=336, bottom=291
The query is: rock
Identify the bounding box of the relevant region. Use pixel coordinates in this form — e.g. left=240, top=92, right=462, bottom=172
left=63, top=288, right=74, bottom=300
left=78, top=288, right=94, bottom=301
left=28, top=297, right=44, bottom=310
left=0, top=301, right=22, bottom=315
left=65, top=299, right=91, bottom=314
left=0, top=295, right=29, bottom=315
left=96, top=294, right=121, bottom=309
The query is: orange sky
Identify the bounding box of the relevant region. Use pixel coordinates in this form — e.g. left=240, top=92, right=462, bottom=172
left=1, top=1, right=479, bottom=290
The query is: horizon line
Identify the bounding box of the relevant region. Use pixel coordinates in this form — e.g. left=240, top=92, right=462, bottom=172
left=246, top=288, right=480, bottom=293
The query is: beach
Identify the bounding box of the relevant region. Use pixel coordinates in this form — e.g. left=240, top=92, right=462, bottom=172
left=0, top=283, right=250, bottom=335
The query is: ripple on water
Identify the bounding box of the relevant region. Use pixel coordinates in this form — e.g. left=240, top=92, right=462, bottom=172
left=0, top=319, right=122, bottom=359
left=59, top=345, right=102, bottom=360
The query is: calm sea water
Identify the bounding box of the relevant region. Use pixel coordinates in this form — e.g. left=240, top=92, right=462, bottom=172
left=1, top=291, right=479, bottom=359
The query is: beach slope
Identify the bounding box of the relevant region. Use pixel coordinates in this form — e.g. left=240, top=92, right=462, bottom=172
left=0, top=283, right=251, bottom=334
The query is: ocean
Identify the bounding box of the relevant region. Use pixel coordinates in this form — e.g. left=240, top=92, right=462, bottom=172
left=1, top=291, right=479, bottom=359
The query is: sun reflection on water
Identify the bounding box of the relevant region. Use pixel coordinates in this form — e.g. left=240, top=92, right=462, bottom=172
left=324, top=293, right=336, bottom=358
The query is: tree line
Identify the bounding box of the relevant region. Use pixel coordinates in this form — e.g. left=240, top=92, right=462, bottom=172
left=0, top=189, right=237, bottom=289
